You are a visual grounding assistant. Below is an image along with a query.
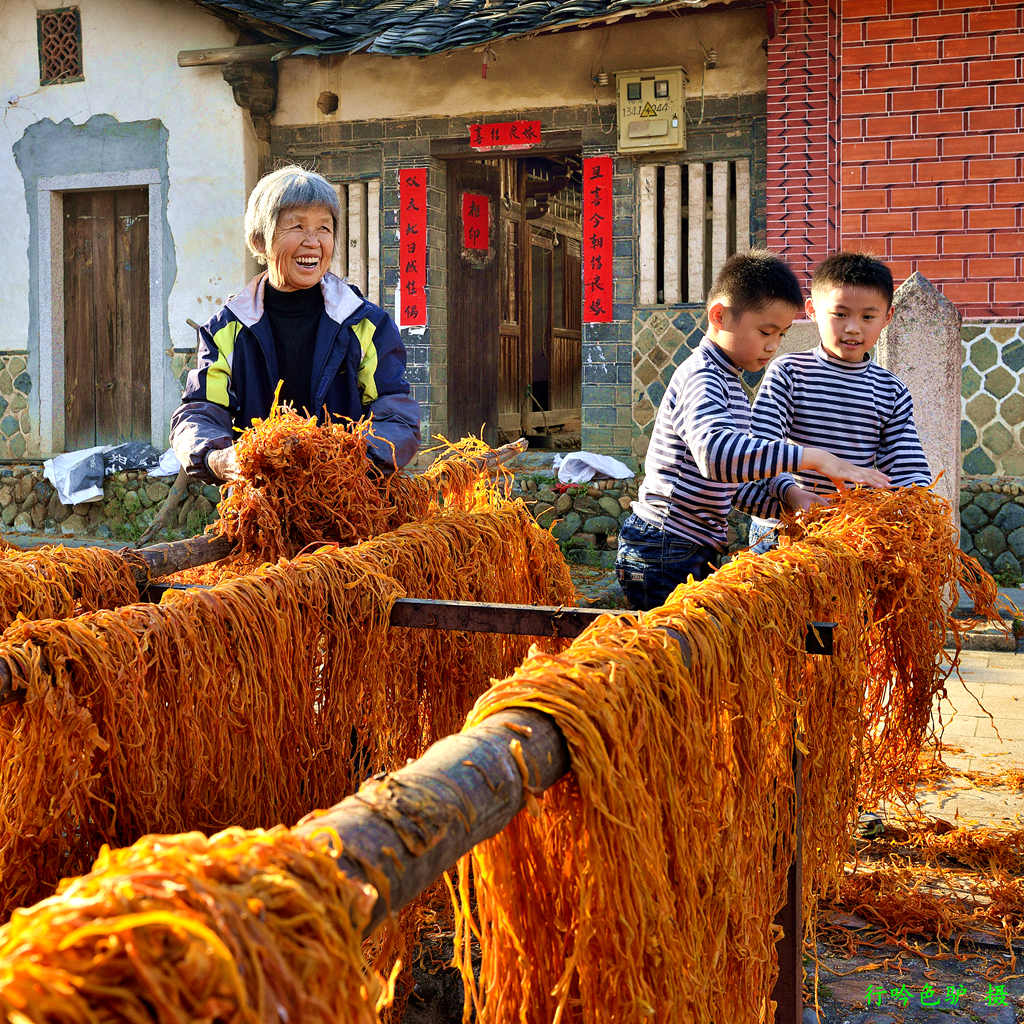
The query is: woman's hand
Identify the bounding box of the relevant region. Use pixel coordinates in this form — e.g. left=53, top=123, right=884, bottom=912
left=206, top=446, right=240, bottom=482
left=800, top=447, right=890, bottom=490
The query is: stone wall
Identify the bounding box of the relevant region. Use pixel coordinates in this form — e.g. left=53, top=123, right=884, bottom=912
left=0, top=354, right=37, bottom=459
left=0, top=466, right=218, bottom=543
left=959, top=479, right=1024, bottom=582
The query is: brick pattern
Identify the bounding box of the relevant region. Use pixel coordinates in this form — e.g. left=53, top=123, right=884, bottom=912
left=840, top=0, right=1024, bottom=318
left=766, top=0, right=838, bottom=289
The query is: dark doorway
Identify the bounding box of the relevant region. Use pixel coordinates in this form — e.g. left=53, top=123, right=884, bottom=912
left=63, top=188, right=150, bottom=449
left=446, top=154, right=582, bottom=447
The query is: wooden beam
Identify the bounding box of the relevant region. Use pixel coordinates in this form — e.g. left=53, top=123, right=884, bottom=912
left=177, top=44, right=290, bottom=67
left=390, top=598, right=608, bottom=638
left=638, top=165, right=658, bottom=305
left=125, top=532, right=234, bottom=581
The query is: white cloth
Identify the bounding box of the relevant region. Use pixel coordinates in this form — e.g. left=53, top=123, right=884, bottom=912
left=148, top=448, right=182, bottom=478
left=553, top=451, right=634, bottom=484
left=43, top=446, right=111, bottom=505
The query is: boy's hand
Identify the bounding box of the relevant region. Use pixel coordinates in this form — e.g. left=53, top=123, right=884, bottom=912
left=784, top=486, right=826, bottom=513
left=800, top=448, right=890, bottom=490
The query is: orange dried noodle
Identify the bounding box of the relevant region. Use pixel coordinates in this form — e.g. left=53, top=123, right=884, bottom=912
left=0, top=544, right=137, bottom=629
left=0, top=826, right=391, bottom=1023
left=783, top=485, right=1003, bottom=806
left=452, top=487, right=998, bottom=1024
left=0, top=504, right=572, bottom=918
left=213, top=408, right=510, bottom=562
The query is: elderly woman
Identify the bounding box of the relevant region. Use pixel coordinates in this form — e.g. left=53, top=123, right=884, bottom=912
left=170, top=165, right=420, bottom=482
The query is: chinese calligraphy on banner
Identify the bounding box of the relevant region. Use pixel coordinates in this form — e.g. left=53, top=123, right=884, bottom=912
left=468, top=120, right=542, bottom=151
left=583, top=156, right=613, bottom=323
left=399, top=169, right=427, bottom=327
left=462, top=193, right=489, bottom=251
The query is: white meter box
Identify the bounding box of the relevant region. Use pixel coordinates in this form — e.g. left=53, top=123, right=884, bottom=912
left=615, top=67, right=686, bottom=154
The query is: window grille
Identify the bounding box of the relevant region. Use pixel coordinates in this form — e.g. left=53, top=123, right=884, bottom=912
left=331, top=179, right=381, bottom=305
left=37, top=8, right=83, bottom=86
left=638, top=159, right=751, bottom=305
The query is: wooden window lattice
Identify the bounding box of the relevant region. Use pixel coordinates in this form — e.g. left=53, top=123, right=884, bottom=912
left=37, top=8, right=83, bottom=86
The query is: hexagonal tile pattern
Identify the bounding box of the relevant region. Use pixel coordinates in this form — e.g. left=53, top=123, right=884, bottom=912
left=984, top=365, right=1014, bottom=400
left=960, top=322, right=1024, bottom=480
left=970, top=336, right=997, bottom=372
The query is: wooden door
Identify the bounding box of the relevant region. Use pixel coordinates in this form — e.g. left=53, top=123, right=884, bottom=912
left=63, top=188, right=150, bottom=449
left=446, top=161, right=500, bottom=443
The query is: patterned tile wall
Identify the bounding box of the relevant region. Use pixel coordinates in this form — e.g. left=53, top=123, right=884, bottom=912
left=631, top=308, right=765, bottom=456
left=961, top=322, right=1024, bottom=478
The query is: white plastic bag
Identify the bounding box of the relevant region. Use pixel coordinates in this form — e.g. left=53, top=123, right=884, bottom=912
left=43, top=446, right=111, bottom=505
left=553, top=451, right=634, bottom=484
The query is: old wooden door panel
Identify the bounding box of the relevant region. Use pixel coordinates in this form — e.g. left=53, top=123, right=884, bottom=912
left=446, top=161, right=500, bottom=443
left=63, top=188, right=150, bottom=449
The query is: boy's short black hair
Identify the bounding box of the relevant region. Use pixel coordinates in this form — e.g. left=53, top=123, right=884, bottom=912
left=811, top=251, right=894, bottom=308
left=706, top=249, right=803, bottom=314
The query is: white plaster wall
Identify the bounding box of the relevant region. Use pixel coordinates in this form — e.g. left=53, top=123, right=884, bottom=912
left=0, top=0, right=253, bottom=358
left=274, top=8, right=768, bottom=125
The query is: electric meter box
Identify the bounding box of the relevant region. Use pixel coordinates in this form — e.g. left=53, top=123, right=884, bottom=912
left=614, top=67, right=686, bottom=154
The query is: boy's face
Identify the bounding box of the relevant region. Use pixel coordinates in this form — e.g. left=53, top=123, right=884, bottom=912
left=808, top=284, right=893, bottom=363
left=707, top=300, right=799, bottom=373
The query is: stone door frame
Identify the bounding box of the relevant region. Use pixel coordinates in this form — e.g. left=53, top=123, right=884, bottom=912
left=36, top=170, right=166, bottom=455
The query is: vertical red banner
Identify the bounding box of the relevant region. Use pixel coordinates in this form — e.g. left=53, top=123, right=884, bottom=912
left=399, top=168, right=427, bottom=327
left=461, top=192, right=489, bottom=251
left=583, top=156, right=613, bottom=323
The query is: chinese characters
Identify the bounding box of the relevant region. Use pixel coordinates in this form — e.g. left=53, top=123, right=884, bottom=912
left=399, top=169, right=427, bottom=327
left=468, top=120, right=542, bottom=151
left=462, top=192, right=489, bottom=252
left=583, top=156, right=613, bottom=324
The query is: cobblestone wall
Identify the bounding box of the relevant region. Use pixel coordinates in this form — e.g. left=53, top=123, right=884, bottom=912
left=0, top=466, right=218, bottom=543
left=0, top=356, right=36, bottom=459
left=959, top=478, right=1024, bottom=581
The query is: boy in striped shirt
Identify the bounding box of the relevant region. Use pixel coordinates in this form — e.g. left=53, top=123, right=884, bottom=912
left=616, top=251, right=889, bottom=611
left=744, top=252, right=931, bottom=552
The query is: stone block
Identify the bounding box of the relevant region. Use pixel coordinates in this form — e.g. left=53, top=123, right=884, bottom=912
left=60, top=514, right=87, bottom=534
left=555, top=493, right=572, bottom=513
left=975, top=491, right=1011, bottom=515
left=30, top=503, right=45, bottom=529
left=964, top=447, right=996, bottom=475
left=572, top=496, right=601, bottom=515
left=146, top=482, right=170, bottom=503
left=599, top=496, right=622, bottom=517
left=1008, top=525, right=1024, bottom=559
left=976, top=523, right=1008, bottom=558
left=960, top=503, right=987, bottom=532
left=202, top=484, right=223, bottom=505
left=13, top=512, right=31, bottom=534
left=552, top=511, right=581, bottom=541
left=583, top=515, right=619, bottom=535
left=993, top=550, right=1021, bottom=577
left=994, top=501, right=1024, bottom=533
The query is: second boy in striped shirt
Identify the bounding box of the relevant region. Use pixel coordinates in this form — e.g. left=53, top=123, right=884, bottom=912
left=616, top=251, right=889, bottom=612
left=743, top=252, right=932, bottom=552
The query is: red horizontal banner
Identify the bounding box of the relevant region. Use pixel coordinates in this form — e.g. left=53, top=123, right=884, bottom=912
left=399, top=168, right=427, bottom=327
left=583, top=156, right=613, bottom=323
left=468, top=120, right=542, bottom=151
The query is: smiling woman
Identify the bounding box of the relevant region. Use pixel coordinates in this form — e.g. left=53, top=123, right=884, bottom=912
left=170, top=166, right=420, bottom=483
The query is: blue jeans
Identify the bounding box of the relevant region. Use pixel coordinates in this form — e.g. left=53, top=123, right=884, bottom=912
left=748, top=516, right=780, bottom=553
left=615, top=512, right=717, bottom=611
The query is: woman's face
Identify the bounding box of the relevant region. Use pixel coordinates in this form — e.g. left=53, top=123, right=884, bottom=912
left=263, top=204, right=335, bottom=291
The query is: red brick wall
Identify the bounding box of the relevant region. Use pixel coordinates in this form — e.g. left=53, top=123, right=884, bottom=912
left=766, top=0, right=839, bottom=288
left=839, top=0, right=1023, bottom=317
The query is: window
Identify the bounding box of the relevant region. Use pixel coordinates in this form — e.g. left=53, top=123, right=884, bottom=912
left=37, top=8, right=83, bottom=86
left=637, top=159, right=751, bottom=305
left=330, top=178, right=381, bottom=304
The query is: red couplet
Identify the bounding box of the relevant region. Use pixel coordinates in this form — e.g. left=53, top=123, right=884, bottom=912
left=399, top=168, right=428, bottom=327
left=583, top=156, right=613, bottom=323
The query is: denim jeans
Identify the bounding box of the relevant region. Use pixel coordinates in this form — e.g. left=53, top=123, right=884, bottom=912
left=615, top=512, right=717, bottom=611
left=748, top=516, right=780, bottom=554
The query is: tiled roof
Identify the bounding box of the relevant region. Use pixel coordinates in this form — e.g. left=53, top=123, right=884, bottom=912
left=196, top=0, right=718, bottom=56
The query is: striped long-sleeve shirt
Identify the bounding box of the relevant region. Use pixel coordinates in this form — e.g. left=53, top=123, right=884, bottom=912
left=631, top=338, right=803, bottom=551
left=741, top=344, right=931, bottom=506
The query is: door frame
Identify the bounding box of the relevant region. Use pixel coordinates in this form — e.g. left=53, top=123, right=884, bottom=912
left=35, top=170, right=166, bottom=455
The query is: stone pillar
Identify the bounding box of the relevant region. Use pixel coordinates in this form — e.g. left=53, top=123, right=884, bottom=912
left=875, top=272, right=962, bottom=529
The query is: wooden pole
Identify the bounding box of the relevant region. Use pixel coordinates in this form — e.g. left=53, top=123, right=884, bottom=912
left=177, top=44, right=289, bottom=67
left=295, top=706, right=570, bottom=933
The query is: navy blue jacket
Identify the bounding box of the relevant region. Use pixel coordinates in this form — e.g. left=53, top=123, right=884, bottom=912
left=170, top=273, right=420, bottom=482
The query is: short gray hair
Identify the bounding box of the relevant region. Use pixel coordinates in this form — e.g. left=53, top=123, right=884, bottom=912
left=244, top=165, right=341, bottom=265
